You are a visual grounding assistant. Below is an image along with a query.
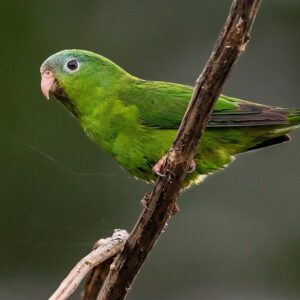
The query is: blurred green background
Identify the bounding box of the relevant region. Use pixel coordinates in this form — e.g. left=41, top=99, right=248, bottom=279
left=0, top=0, right=300, bottom=299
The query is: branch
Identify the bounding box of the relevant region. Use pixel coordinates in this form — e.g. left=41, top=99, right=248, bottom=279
left=81, top=257, right=114, bottom=300
left=48, top=230, right=128, bottom=300
left=97, top=1, right=261, bottom=299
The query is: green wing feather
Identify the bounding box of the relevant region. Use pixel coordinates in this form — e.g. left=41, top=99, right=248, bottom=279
left=119, top=79, right=300, bottom=188
left=121, top=80, right=292, bottom=129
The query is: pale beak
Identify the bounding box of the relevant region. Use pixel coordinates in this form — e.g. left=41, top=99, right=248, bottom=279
left=41, top=70, right=56, bottom=100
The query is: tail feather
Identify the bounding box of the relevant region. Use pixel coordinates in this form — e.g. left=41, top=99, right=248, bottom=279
left=287, top=109, right=300, bottom=127
left=246, top=134, right=291, bottom=152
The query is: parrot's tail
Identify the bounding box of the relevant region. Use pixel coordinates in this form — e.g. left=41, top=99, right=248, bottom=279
left=245, top=108, right=300, bottom=153
left=288, top=109, right=300, bottom=127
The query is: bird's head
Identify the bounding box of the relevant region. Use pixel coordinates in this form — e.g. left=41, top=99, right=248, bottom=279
left=40, top=49, right=128, bottom=116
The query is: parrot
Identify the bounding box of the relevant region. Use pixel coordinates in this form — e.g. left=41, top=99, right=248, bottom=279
left=40, top=49, right=300, bottom=191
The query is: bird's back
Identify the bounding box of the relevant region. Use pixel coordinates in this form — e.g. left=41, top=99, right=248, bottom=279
left=114, top=78, right=300, bottom=187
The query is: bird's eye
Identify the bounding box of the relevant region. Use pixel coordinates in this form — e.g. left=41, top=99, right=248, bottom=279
left=66, top=59, right=79, bottom=71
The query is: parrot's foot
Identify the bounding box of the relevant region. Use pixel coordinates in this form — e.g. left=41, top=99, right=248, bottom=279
left=152, top=155, right=168, bottom=177
left=152, top=155, right=196, bottom=177
left=187, top=159, right=196, bottom=173
left=140, top=192, right=180, bottom=215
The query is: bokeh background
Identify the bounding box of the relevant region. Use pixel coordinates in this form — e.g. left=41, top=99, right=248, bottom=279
left=0, top=0, right=300, bottom=299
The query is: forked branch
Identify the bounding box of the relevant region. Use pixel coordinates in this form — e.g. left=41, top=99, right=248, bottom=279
left=49, top=230, right=128, bottom=300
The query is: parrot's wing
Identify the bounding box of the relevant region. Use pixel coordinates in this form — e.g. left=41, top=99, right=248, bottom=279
left=208, top=95, right=289, bottom=128
left=130, top=81, right=289, bottom=129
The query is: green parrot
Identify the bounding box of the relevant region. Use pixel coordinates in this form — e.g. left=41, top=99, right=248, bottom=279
left=40, top=49, right=300, bottom=189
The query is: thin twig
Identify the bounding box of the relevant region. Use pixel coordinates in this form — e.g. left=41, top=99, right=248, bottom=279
left=96, top=1, right=261, bottom=299
left=81, top=258, right=114, bottom=300
left=48, top=230, right=128, bottom=300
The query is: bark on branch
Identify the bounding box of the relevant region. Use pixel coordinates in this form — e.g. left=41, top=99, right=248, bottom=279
left=96, top=1, right=261, bottom=299
left=48, top=230, right=128, bottom=300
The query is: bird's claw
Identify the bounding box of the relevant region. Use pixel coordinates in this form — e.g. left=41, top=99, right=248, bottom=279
left=153, top=156, right=196, bottom=177
left=187, top=159, right=196, bottom=173
left=152, top=155, right=168, bottom=177
left=154, top=171, right=167, bottom=177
